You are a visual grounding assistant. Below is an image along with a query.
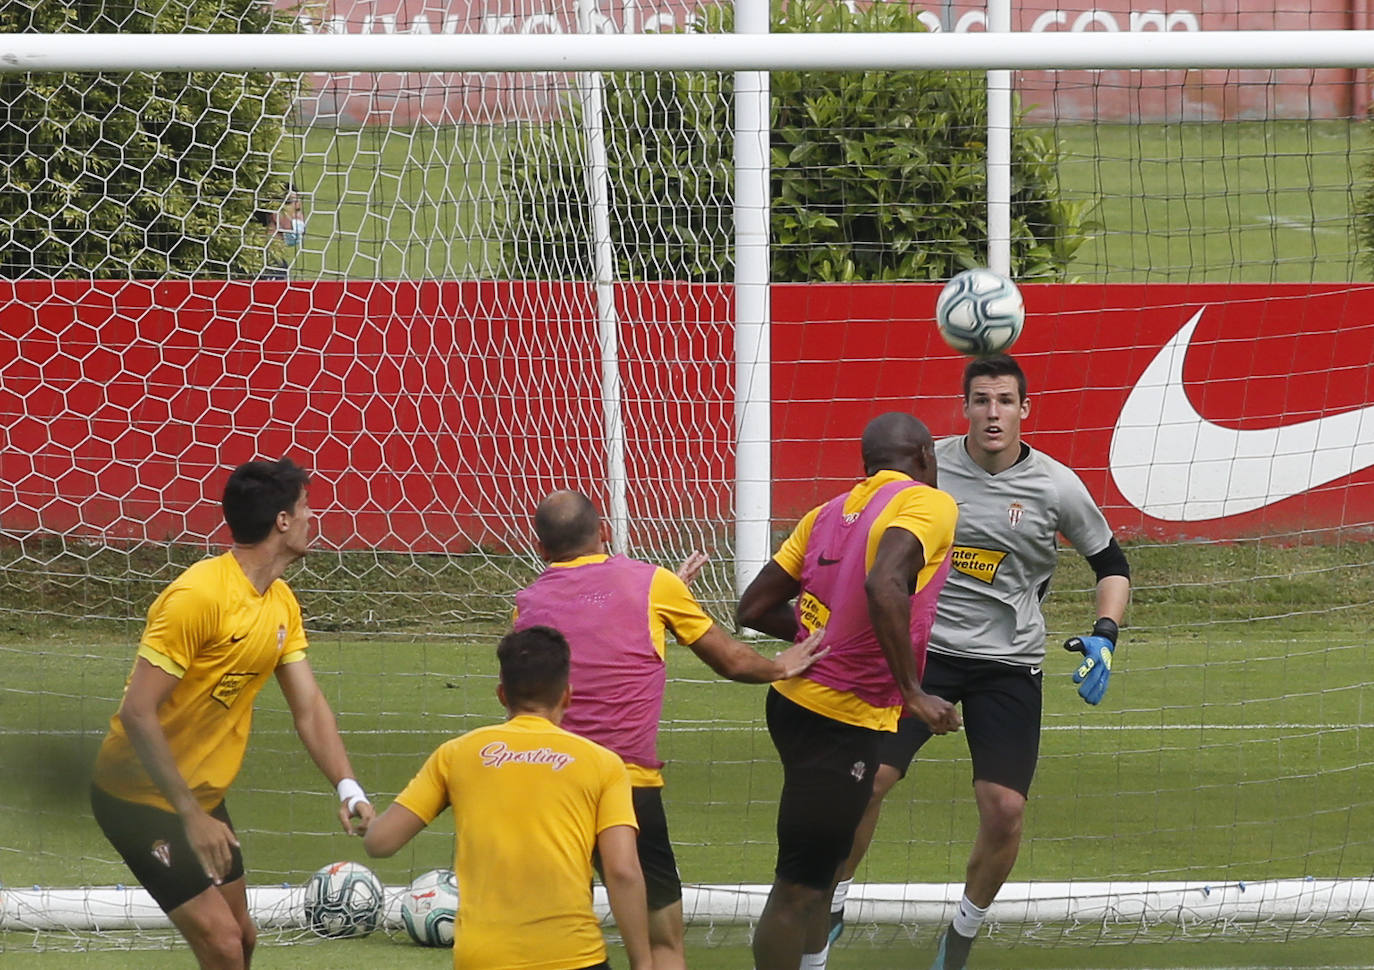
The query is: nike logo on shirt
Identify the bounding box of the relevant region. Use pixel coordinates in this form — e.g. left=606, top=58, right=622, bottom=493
left=1110, top=307, right=1374, bottom=522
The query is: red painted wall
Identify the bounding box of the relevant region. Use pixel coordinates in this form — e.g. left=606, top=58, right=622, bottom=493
left=3, top=281, right=1373, bottom=551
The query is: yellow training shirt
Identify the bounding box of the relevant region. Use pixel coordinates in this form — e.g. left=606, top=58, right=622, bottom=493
left=395, top=714, right=638, bottom=970
left=92, top=552, right=309, bottom=811
left=771, top=470, right=958, bottom=730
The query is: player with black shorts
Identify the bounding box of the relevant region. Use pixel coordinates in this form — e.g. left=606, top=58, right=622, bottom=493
left=90, top=458, right=374, bottom=970
left=823, top=356, right=1132, bottom=970
left=737, top=412, right=963, bottom=970
left=513, top=489, right=827, bottom=970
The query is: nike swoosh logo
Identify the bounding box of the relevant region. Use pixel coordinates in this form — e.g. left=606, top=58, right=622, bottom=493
left=230, top=633, right=248, bottom=643
left=817, top=555, right=842, bottom=566
left=1110, top=308, right=1374, bottom=522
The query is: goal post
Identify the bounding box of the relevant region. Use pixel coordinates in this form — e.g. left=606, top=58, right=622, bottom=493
left=4, top=3, right=1374, bottom=955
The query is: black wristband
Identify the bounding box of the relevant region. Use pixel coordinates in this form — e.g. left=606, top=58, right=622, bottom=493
left=1092, top=617, right=1120, bottom=646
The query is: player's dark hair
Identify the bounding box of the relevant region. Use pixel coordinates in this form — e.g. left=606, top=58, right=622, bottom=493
left=963, top=354, right=1027, bottom=402
left=533, top=490, right=601, bottom=561
left=222, top=458, right=311, bottom=545
left=497, top=626, right=571, bottom=708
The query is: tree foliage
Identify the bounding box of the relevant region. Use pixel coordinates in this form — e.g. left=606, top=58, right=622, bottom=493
left=0, top=0, right=298, bottom=279
left=499, top=0, right=1096, bottom=282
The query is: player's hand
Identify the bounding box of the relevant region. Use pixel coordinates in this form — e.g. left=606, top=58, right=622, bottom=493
left=1064, top=618, right=1119, bottom=705
left=182, top=806, right=239, bottom=884
left=339, top=797, right=375, bottom=836
left=676, top=550, right=709, bottom=585
left=905, top=690, right=961, bottom=735
left=773, top=626, right=830, bottom=679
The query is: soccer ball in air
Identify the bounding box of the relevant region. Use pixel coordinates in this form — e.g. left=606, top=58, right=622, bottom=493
left=934, top=267, right=1025, bottom=356
left=400, top=868, right=459, bottom=947
left=304, top=860, right=384, bottom=938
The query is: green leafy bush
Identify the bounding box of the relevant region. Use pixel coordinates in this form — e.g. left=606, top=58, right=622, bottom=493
left=0, top=0, right=298, bottom=279
left=500, top=0, right=1095, bottom=282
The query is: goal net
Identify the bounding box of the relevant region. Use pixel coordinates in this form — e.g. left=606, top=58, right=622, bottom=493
left=3, top=0, right=1374, bottom=957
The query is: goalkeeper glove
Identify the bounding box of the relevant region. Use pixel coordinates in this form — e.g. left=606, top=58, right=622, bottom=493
left=1063, top=617, right=1119, bottom=706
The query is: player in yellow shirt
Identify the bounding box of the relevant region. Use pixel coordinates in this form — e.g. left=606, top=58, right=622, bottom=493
left=90, top=458, right=375, bottom=970
left=365, top=625, right=653, bottom=970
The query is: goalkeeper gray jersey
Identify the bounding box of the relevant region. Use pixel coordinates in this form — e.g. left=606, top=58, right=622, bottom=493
left=929, top=435, right=1113, bottom=666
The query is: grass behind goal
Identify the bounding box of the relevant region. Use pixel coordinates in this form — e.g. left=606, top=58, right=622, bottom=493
left=284, top=120, right=1373, bottom=283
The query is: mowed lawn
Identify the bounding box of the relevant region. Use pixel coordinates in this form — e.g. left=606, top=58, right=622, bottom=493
left=4, top=540, right=1374, bottom=965
left=281, top=118, right=1374, bottom=283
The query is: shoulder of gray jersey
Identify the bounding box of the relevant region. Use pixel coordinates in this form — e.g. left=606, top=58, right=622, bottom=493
left=1024, top=443, right=1114, bottom=556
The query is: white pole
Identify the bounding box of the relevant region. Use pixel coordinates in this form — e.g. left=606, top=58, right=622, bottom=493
left=6, top=32, right=1373, bottom=73
left=734, top=0, right=771, bottom=600
left=576, top=0, right=629, bottom=554
left=986, top=0, right=1012, bottom=277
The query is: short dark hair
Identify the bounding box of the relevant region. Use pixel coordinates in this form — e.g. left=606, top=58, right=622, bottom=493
left=963, top=354, right=1027, bottom=402
left=497, top=626, right=571, bottom=708
left=222, top=458, right=310, bottom=545
left=533, top=491, right=601, bottom=561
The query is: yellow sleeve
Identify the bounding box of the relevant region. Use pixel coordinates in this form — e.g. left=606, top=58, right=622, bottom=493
left=773, top=507, right=821, bottom=579
left=394, top=742, right=454, bottom=825
left=883, top=487, right=959, bottom=567
left=594, top=752, right=639, bottom=835
left=140, top=585, right=218, bottom=677
left=649, top=568, right=716, bottom=646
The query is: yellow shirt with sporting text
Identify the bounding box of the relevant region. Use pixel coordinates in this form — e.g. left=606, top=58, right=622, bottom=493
left=395, top=714, right=638, bottom=970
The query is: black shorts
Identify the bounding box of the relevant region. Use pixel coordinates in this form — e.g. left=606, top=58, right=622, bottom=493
left=90, top=784, right=243, bottom=913
left=877, top=652, right=1043, bottom=797
left=593, top=785, right=682, bottom=911
left=766, top=688, right=881, bottom=891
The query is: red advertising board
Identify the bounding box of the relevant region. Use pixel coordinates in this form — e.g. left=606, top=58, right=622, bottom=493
left=2, top=281, right=1372, bottom=549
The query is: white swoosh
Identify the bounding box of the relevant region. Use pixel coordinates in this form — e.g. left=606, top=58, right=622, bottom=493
left=1110, top=308, right=1374, bottom=522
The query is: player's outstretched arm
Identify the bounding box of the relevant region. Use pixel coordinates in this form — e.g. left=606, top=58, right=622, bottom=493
left=119, top=658, right=240, bottom=885
left=598, top=824, right=654, bottom=970
left=363, top=803, right=427, bottom=858
left=675, top=550, right=709, bottom=585
left=276, top=659, right=374, bottom=834
left=685, top=624, right=829, bottom=683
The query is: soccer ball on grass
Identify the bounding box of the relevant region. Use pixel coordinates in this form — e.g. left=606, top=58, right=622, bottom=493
left=401, top=868, right=459, bottom=947
left=303, top=860, right=384, bottom=938
left=934, top=267, right=1025, bottom=356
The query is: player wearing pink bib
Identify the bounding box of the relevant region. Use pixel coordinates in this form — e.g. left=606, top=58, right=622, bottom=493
left=513, top=490, right=827, bottom=970
left=737, top=412, right=962, bottom=970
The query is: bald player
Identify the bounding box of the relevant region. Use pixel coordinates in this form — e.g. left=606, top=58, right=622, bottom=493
left=736, top=411, right=963, bottom=970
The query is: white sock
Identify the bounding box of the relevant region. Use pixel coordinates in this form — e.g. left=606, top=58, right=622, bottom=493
left=951, top=894, right=989, bottom=939
left=831, top=878, right=852, bottom=914
left=800, top=944, right=830, bottom=970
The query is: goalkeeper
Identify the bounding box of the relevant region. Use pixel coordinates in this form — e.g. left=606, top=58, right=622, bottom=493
left=821, top=354, right=1131, bottom=970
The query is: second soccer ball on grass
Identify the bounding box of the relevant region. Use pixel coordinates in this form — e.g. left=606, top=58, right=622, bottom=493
left=935, top=267, right=1025, bottom=356
left=401, top=867, right=459, bottom=947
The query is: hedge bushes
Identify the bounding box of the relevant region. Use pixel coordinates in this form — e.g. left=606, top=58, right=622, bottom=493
left=500, top=0, right=1095, bottom=282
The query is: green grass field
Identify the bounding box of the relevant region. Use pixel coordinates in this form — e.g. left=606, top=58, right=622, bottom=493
left=280, top=119, right=1374, bottom=283
left=4, top=540, right=1374, bottom=966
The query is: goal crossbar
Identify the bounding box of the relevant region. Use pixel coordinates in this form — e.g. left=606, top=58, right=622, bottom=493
left=3, top=30, right=1374, bottom=74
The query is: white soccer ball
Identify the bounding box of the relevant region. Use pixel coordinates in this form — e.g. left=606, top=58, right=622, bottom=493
left=934, top=267, right=1025, bottom=356
left=400, top=868, right=459, bottom=947
left=303, top=860, right=384, bottom=938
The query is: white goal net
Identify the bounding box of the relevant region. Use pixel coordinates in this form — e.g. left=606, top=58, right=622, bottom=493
left=3, top=0, right=1374, bottom=957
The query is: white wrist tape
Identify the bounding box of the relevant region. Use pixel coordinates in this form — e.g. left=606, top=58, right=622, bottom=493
left=336, top=778, right=370, bottom=813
